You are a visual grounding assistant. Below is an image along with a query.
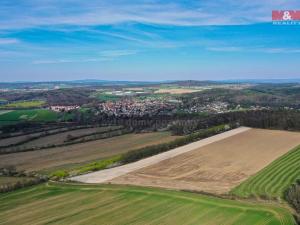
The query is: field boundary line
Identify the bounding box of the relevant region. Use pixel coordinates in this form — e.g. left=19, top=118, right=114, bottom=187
left=71, top=127, right=251, bottom=183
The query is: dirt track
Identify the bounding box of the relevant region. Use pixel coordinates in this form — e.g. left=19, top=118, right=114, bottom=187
left=110, top=128, right=300, bottom=194
left=71, top=127, right=251, bottom=184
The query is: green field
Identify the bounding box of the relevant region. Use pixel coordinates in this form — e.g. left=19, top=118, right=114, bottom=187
left=93, top=92, right=122, bottom=101
left=231, top=145, right=300, bottom=199
left=0, top=109, right=58, bottom=125
left=0, top=100, right=45, bottom=109
left=0, top=182, right=295, bottom=225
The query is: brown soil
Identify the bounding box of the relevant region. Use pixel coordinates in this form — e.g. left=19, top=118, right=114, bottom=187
left=111, top=128, right=300, bottom=194
left=0, top=132, right=177, bottom=172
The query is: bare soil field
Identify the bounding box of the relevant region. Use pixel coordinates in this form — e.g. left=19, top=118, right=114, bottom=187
left=72, top=127, right=250, bottom=183
left=110, top=128, right=300, bottom=194
left=154, top=88, right=202, bottom=94
left=0, top=132, right=178, bottom=172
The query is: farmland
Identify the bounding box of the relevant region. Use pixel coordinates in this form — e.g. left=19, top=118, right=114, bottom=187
left=5, top=126, right=122, bottom=150
left=0, top=132, right=178, bottom=173
left=0, top=182, right=295, bottom=225
left=0, top=100, right=45, bottom=109
left=0, top=109, right=58, bottom=125
left=110, top=128, right=300, bottom=194
left=231, top=145, right=300, bottom=199
left=155, top=88, right=203, bottom=94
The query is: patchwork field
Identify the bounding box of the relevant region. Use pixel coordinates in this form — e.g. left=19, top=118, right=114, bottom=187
left=110, top=128, right=300, bottom=194
left=0, top=182, right=295, bottom=225
left=0, top=125, right=101, bottom=147
left=232, top=145, right=300, bottom=199
left=0, top=132, right=178, bottom=172
left=9, top=126, right=121, bottom=149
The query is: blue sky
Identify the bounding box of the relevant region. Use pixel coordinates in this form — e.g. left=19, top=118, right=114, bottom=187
left=0, top=0, right=300, bottom=81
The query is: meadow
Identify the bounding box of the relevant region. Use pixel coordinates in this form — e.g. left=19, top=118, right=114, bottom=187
left=231, top=145, right=300, bottom=199
left=0, top=182, right=295, bottom=225
left=0, top=109, right=58, bottom=125
left=0, top=100, right=45, bottom=109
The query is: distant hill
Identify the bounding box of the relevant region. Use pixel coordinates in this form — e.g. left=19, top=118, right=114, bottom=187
left=220, top=79, right=300, bottom=84
left=0, top=79, right=299, bottom=89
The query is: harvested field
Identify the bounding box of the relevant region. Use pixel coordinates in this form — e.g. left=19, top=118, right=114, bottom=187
left=108, top=128, right=300, bottom=194
left=232, top=145, right=300, bottom=198
left=0, top=182, right=295, bottom=225
left=0, top=132, right=178, bottom=172
left=72, top=127, right=250, bottom=183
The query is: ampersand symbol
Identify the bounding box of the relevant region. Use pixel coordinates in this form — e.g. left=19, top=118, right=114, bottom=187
left=282, top=11, right=292, bottom=20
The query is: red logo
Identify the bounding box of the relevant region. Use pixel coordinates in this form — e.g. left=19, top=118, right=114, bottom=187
left=272, top=10, right=300, bottom=21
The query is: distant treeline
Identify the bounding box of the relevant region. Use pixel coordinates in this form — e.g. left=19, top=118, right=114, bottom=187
left=121, top=124, right=234, bottom=164
left=169, top=110, right=300, bottom=135
left=2, top=109, right=300, bottom=136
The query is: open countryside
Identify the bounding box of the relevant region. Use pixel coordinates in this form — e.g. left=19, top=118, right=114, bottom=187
left=1, top=1, right=300, bottom=224
left=0, top=131, right=178, bottom=172
left=73, top=128, right=300, bottom=194
left=0, top=183, right=295, bottom=225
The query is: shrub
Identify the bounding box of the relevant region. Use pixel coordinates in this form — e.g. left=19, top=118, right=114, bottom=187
left=284, top=179, right=300, bottom=213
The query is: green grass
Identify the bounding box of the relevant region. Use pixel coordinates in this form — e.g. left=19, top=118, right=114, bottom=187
left=0, top=182, right=295, bottom=225
left=0, top=109, right=58, bottom=125
left=0, top=100, right=45, bottom=109
left=50, top=155, right=122, bottom=178
left=94, top=93, right=122, bottom=101
left=231, top=145, right=300, bottom=199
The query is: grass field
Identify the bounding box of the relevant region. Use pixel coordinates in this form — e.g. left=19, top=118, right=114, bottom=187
left=0, top=110, right=12, bottom=115
left=0, top=132, right=179, bottom=173
left=0, top=100, right=45, bottom=109
left=0, top=182, right=295, bottom=225
left=0, top=109, right=58, bottom=125
left=231, top=145, right=300, bottom=199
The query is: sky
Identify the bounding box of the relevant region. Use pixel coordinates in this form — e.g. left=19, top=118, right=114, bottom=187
left=0, top=0, right=300, bottom=82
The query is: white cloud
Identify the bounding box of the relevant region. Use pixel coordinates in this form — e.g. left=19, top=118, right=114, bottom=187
left=32, top=58, right=113, bottom=64
left=207, top=46, right=300, bottom=53
left=32, top=49, right=137, bottom=64
left=0, top=38, right=19, bottom=44
left=100, top=50, right=137, bottom=57
left=1, top=0, right=300, bottom=29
